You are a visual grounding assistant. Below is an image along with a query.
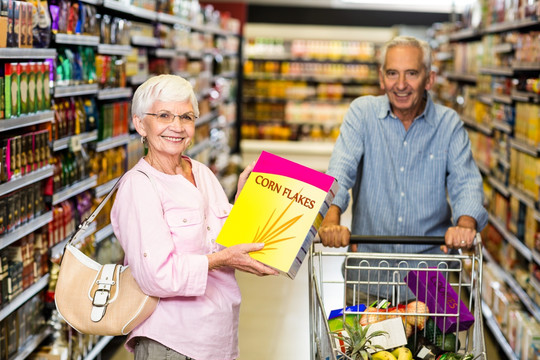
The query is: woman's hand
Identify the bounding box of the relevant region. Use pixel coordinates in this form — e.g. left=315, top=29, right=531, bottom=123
left=208, top=243, right=279, bottom=276
left=235, top=161, right=256, bottom=202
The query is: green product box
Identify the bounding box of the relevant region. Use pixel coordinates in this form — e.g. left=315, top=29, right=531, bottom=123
left=4, top=63, right=12, bottom=119
left=28, top=63, right=36, bottom=113
left=19, top=63, right=28, bottom=115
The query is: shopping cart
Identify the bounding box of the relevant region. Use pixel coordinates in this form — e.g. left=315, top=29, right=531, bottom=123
left=309, top=235, right=486, bottom=360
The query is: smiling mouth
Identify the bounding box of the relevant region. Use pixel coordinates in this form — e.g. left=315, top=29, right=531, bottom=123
left=162, top=136, right=185, bottom=142
left=395, top=92, right=410, bottom=98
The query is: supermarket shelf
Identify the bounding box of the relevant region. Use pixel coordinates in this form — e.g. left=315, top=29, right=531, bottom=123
left=95, top=224, right=114, bottom=244
left=0, top=274, right=50, bottom=322
left=508, top=185, right=536, bottom=209
left=477, top=93, right=493, bottom=105
left=54, top=84, right=99, bottom=98
left=52, top=176, right=98, bottom=205
left=241, top=139, right=334, bottom=172
left=53, top=130, right=98, bottom=152
left=196, top=110, right=219, bottom=127
left=11, top=327, right=53, bottom=360
left=131, top=35, right=160, bottom=47
left=533, top=249, right=540, bottom=266
left=509, top=137, right=538, bottom=156
left=479, top=66, right=513, bottom=76
left=481, top=302, right=518, bottom=360
left=95, top=134, right=131, bottom=152
left=97, top=44, right=133, bottom=56
left=97, top=87, right=133, bottom=100
left=0, top=111, right=54, bottom=132
left=493, top=43, right=514, bottom=53
left=153, top=48, right=178, bottom=58
left=0, top=166, right=53, bottom=197
left=512, top=62, right=540, bottom=71
left=462, top=115, right=492, bottom=136
left=448, top=28, right=482, bottom=41
left=491, top=120, right=512, bottom=134
left=0, top=212, right=53, bottom=251
left=485, top=17, right=540, bottom=33
left=95, top=177, right=120, bottom=198
left=487, top=176, right=510, bottom=197
left=103, top=0, right=157, bottom=21
left=531, top=276, right=540, bottom=298
left=84, top=336, right=115, bottom=360
left=0, top=48, right=56, bottom=59
left=50, top=222, right=98, bottom=259
left=492, top=94, right=513, bottom=105
left=445, top=72, right=477, bottom=83
left=488, top=213, right=532, bottom=262
left=54, top=34, right=100, bottom=46
left=511, top=90, right=540, bottom=103
left=129, top=73, right=149, bottom=85
left=483, top=247, right=540, bottom=322
left=187, top=138, right=212, bottom=157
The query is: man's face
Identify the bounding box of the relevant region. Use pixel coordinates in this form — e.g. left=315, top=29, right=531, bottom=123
left=379, top=45, right=434, bottom=117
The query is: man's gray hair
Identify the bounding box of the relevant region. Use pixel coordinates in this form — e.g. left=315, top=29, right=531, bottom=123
left=379, top=36, right=432, bottom=72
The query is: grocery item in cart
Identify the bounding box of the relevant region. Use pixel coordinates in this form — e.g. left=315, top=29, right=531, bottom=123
left=405, top=268, right=474, bottom=332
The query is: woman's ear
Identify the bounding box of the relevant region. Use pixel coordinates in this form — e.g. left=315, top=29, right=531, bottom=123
left=132, top=115, right=147, bottom=137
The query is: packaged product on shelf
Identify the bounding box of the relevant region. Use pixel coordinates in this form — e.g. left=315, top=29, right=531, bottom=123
left=0, top=0, right=7, bottom=48
left=19, top=62, right=28, bottom=115
left=0, top=76, right=4, bottom=119
left=28, top=0, right=51, bottom=48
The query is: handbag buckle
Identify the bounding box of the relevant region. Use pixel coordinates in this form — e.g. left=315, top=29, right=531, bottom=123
left=92, top=288, right=110, bottom=307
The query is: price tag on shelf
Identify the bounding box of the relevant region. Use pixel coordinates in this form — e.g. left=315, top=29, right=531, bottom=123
left=69, top=135, right=82, bottom=152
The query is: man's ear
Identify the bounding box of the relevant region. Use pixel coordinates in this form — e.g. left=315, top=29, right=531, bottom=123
left=132, top=115, right=147, bottom=138
left=378, top=68, right=385, bottom=91
left=425, top=70, right=436, bottom=91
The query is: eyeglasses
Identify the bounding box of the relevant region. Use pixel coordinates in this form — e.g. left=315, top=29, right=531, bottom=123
left=144, top=110, right=198, bottom=124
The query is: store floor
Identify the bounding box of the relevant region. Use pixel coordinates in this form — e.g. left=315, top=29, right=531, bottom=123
left=104, top=243, right=507, bottom=360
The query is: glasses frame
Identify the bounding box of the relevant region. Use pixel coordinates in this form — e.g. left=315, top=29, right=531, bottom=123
left=144, top=110, right=199, bottom=124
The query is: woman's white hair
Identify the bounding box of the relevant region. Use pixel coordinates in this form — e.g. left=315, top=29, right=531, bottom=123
left=131, top=74, right=199, bottom=119
left=379, top=36, right=432, bottom=72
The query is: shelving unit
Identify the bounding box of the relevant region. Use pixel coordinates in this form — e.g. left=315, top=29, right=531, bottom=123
left=430, top=6, right=540, bottom=357
left=240, top=33, right=385, bottom=168
left=0, top=0, right=241, bottom=358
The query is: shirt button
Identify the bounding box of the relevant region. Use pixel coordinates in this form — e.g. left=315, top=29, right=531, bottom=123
left=398, top=217, right=403, bottom=222
left=183, top=218, right=187, bottom=223
left=403, top=141, right=407, bottom=146
left=400, top=192, right=405, bottom=197
left=400, top=167, right=404, bottom=172
left=430, top=154, right=434, bottom=159
left=144, top=253, right=147, bottom=257
left=207, top=226, right=211, bottom=231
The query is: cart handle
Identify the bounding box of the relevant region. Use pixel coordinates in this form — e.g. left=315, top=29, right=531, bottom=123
left=349, top=235, right=445, bottom=245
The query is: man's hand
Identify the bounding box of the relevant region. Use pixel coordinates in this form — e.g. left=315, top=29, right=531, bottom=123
left=318, top=205, right=351, bottom=248
left=319, top=224, right=351, bottom=248
left=442, top=215, right=477, bottom=253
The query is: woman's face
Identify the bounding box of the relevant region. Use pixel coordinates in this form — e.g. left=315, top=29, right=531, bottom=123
left=135, top=100, right=196, bottom=160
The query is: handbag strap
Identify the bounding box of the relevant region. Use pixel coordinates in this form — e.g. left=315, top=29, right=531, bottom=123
left=69, top=176, right=124, bottom=245
left=69, top=169, right=159, bottom=246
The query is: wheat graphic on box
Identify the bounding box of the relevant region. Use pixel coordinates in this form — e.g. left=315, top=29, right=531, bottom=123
left=253, top=197, right=303, bottom=253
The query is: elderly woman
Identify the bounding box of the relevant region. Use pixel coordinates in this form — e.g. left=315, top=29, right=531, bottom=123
left=111, top=74, right=277, bottom=360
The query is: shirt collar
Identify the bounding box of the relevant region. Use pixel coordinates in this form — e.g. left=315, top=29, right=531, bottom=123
left=378, top=91, right=436, bottom=127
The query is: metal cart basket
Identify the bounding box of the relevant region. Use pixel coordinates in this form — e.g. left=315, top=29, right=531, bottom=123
left=309, top=235, right=486, bottom=360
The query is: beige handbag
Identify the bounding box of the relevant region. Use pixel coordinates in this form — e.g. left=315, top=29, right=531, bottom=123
left=54, top=174, right=159, bottom=336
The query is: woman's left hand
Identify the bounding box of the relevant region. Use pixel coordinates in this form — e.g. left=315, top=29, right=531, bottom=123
left=235, top=161, right=256, bottom=201
left=208, top=243, right=279, bottom=276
